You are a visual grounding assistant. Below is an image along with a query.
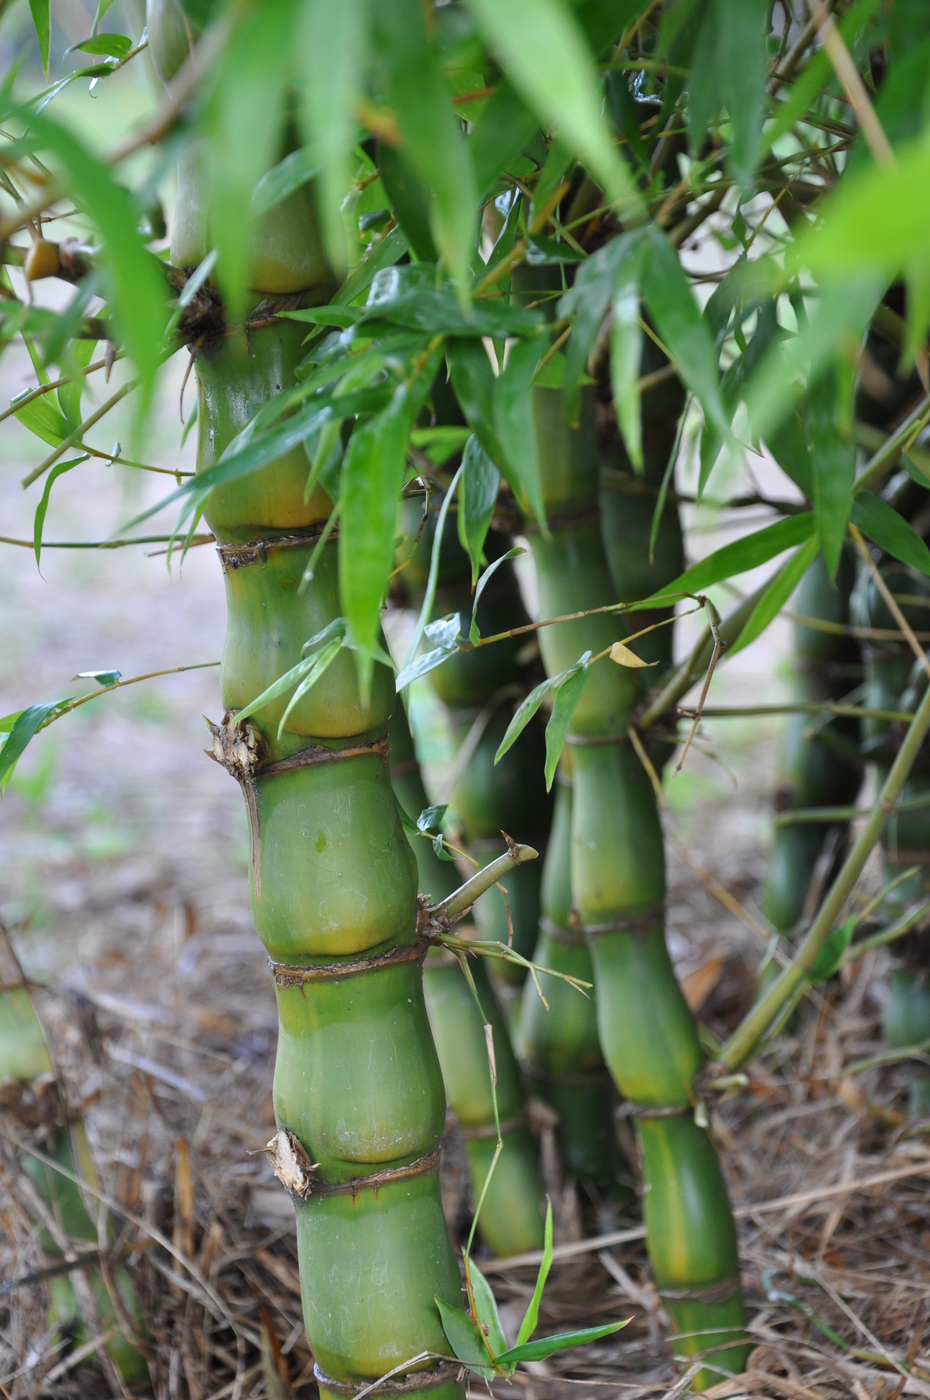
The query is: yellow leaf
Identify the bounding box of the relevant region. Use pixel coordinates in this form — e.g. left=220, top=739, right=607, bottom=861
left=610, top=641, right=656, bottom=668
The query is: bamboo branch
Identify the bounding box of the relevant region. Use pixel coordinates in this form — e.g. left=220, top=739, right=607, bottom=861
left=720, top=673, right=930, bottom=1071
left=425, top=840, right=538, bottom=923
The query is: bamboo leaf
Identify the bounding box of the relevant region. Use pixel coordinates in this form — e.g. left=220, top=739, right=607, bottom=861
left=296, top=0, right=365, bottom=269
left=0, top=700, right=72, bottom=793
left=716, top=0, right=767, bottom=188
left=764, top=0, right=882, bottom=152
left=417, top=804, right=448, bottom=835
left=13, top=391, right=72, bottom=448
left=495, top=673, right=558, bottom=764
left=6, top=107, right=168, bottom=418
left=642, top=513, right=816, bottom=605
left=394, top=644, right=458, bottom=690
left=250, top=147, right=321, bottom=220
left=434, top=1297, right=494, bottom=1375
left=560, top=230, right=639, bottom=422
left=746, top=279, right=883, bottom=442
left=71, top=32, right=133, bottom=59
left=496, top=1319, right=629, bottom=1366
left=424, top=614, right=464, bottom=650
left=463, top=0, right=638, bottom=212
left=201, top=0, right=297, bottom=315
left=728, top=535, right=821, bottom=656
left=28, top=0, right=50, bottom=76
left=34, top=456, right=87, bottom=571
left=363, top=264, right=541, bottom=337
left=610, top=641, right=655, bottom=669
left=58, top=339, right=97, bottom=430
left=276, top=636, right=345, bottom=737
left=808, top=915, right=857, bottom=985
left=641, top=228, right=730, bottom=460
left=610, top=251, right=644, bottom=473
left=332, top=225, right=409, bottom=306
left=544, top=658, right=591, bottom=790
left=459, top=436, right=501, bottom=586
left=469, top=79, right=538, bottom=199
left=807, top=369, right=854, bottom=582
left=341, top=355, right=440, bottom=684
left=469, top=1262, right=507, bottom=1359
left=403, top=465, right=464, bottom=676
left=372, top=0, right=477, bottom=294
left=516, top=1200, right=553, bottom=1346
left=411, top=426, right=472, bottom=466
left=470, top=548, right=523, bottom=644
left=850, top=492, right=930, bottom=577
left=233, top=657, right=318, bottom=726
left=448, top=337, right=510, bottom=465
left=493, top=335, right=547, bottom=524
left=75, top=670, right=121, bottom=687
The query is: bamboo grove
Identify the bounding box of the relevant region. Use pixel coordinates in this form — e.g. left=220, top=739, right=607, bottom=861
left=5, top=0, right=930, bottom=1393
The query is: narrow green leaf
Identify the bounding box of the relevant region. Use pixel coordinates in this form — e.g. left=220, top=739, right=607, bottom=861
left=233, top=657, right=317, bottom=726
left=34, top=456, right=86, bottom=571
left=470, top=80, right=538, bottom=199
left=435, top=1298, right=495, bottom=1374
left=14, top=391, right=71, bottom=448
left=496, top=1318, right=629, bottom=1366
left=809, top=915, right=857, bottom=985
left=72, top=32, right=133, bottom=59
left=716, top=0, right=767, bottom=187
left=643, top=513, right=816, bottom=606
left=332, top=225, right=410, bottom=307
left=0, top=700, right=71, bottom=793
left=851, top=492, right=930, bottom=577
left=417, top=804, right=448, bottom=835
left=746, top=279, right=882, bottom=442
left=297, top=0, right=365, bottom=269
left=412, top=426, right=473, bottom=466
left=9, top=108, right=168, bottom=416
left=464, top=0, right=638, bottom=212
left=516, top=1200, right=553, bottom=1347
left=469, top=1262, right=507, bottom=1359
left=493, top=335, right=547, bottom=524
left=250, top=147, right=321, bottom=220
left=560, top=233, right=638, bottom=423
left=75, top=670, right=121, bottom=687
left=495, top=673, right=558, bottom=763
left=808, top=370, right=855, bottom=582
left=610, top=256, right=643, bottom=473
left=371, top=0, right=477, bottom=293
left=341, top=358, right=439, bottom=685
left=469, top=548, right=523, bottom=644
left=403, top=465, right=464, bottom=677
left=394, top=644, right=458, bottom=691
left=544, top=660, right=591, bottom=790
left=448, top=338, right=510, bottom=466
left=276, top=636, right=345, bottom=737
left=728, top=535, right=821, bottom=656
left=29, top=0, right=50, bottom=76
left=58, top=339, right=97, bottom=430
left=201, top=0, right=296, bottom=315
left=641, top=228, right=730, bottom=454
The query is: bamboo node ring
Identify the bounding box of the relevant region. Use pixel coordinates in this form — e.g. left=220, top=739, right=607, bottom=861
left=312, top=1360, right=465, bottom=1397
left=657, top=1277, right=742, bottom=1306
left=582, top=912, right=664, bottom=938
left=216, top=522, right=339, bottom=571
left=269, top=943, right=427, bottom=988
left=619, top=1102, right=692, bottom=1120
left=266, top=1138, right=442, bottom=1203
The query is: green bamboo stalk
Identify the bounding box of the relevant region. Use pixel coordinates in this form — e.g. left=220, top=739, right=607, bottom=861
left=390, top=703, right=546, bottom=1255
left=763, top=551, right=863, bottom=936
left=0, top=937, right=147, bottom=1386
left=148, top=8, right=465, bottom=1393
left=518, top=769, right=624, bottom=1191
left=721, top=669, right=930, bottom=1072
left=395, top=498, right=551, bottom=981
left=522, top=376, right=749, bottom=1387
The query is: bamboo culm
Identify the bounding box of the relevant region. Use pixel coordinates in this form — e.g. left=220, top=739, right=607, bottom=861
left=763, top=551, right=863, bottom=938
left=524, top=378, right=749, bottom=1387
left=390, top=701, right=547, bottom=1255
left=0, top=972, right=148, bottom=1386
left=149, top=6, right=465, bottom=1392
